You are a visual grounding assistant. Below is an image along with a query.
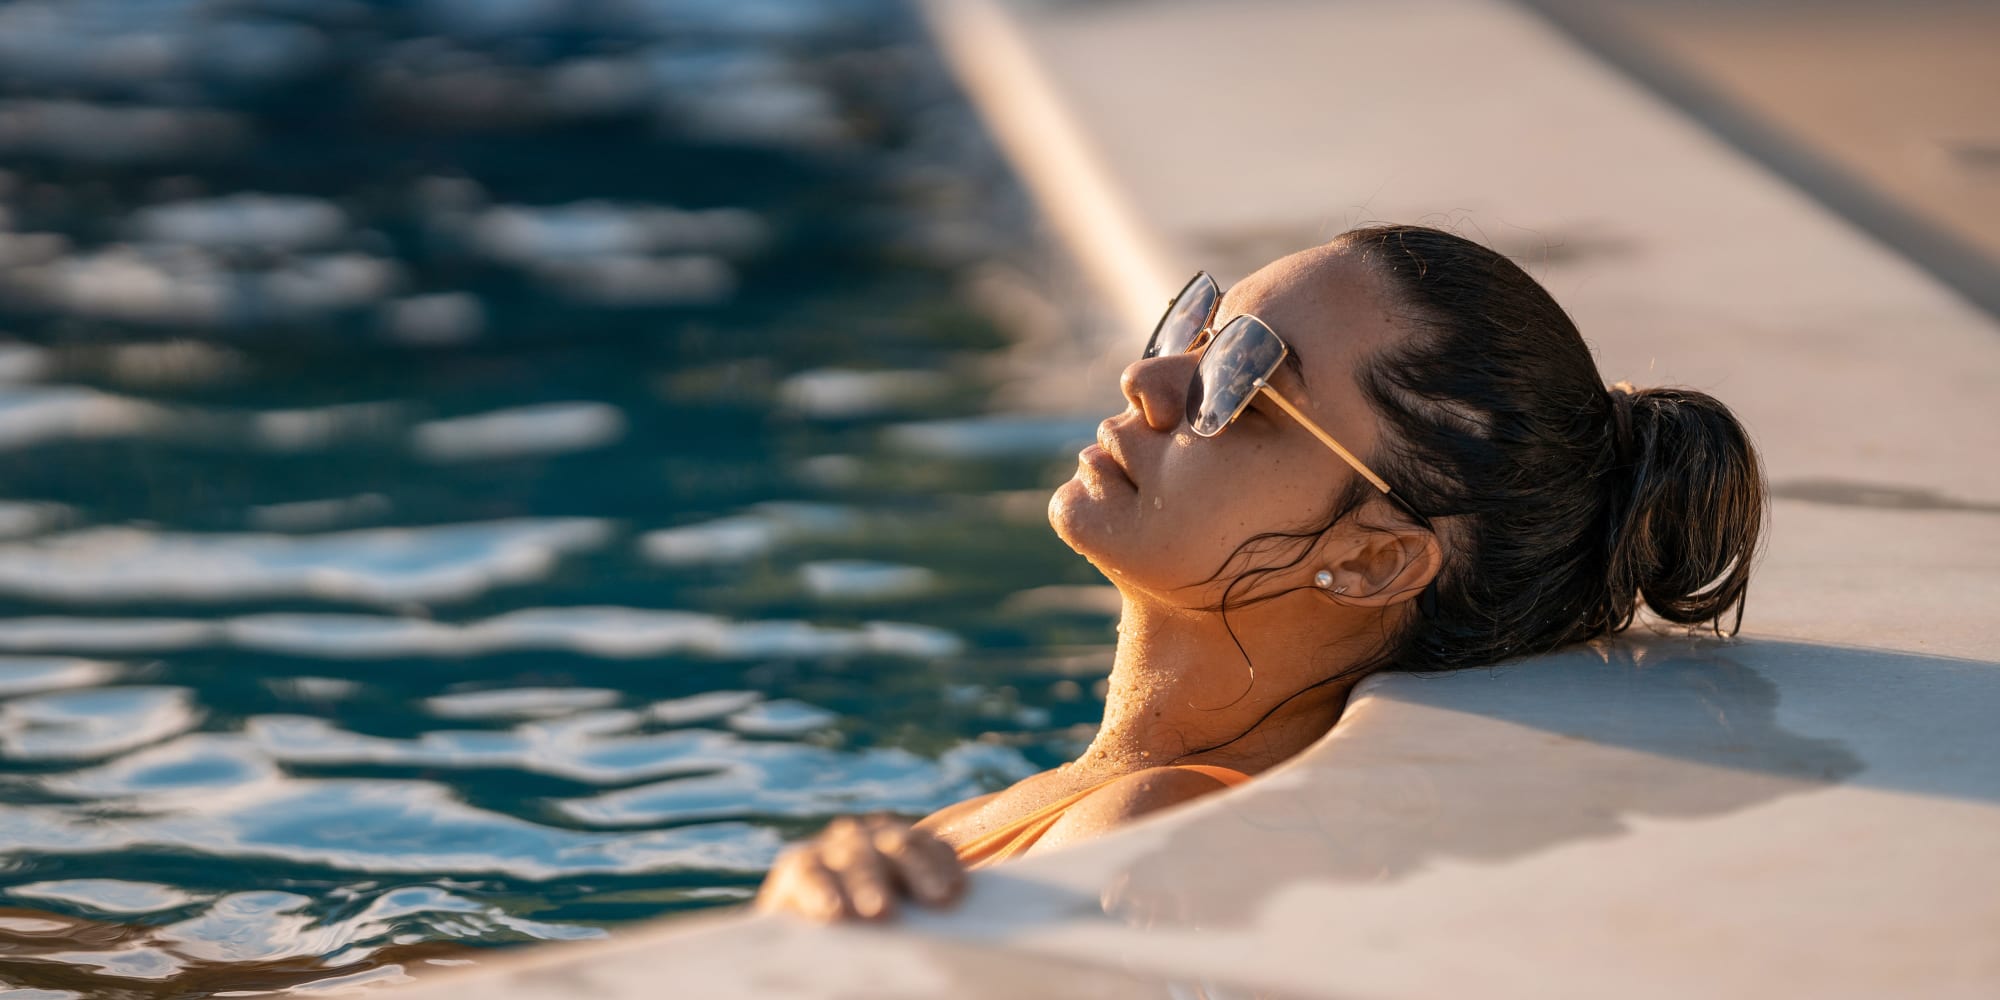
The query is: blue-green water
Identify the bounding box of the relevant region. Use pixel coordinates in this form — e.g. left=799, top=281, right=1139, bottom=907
left=0, top=1, right=1113, bottom=994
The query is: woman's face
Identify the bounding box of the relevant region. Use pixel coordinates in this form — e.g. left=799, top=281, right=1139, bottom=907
left=1049, top=246, right=1412, bottom=606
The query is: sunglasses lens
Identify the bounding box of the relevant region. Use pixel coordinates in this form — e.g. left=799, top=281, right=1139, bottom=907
left=1143, top=274, right=1218, bottom=359
left=1187, top=317, right=1285, bottom=436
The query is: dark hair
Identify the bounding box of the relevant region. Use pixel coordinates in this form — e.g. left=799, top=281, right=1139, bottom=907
left=1178, top=224, right=1765, bottom=760
left=1340, top=223, right=1766, bottom=670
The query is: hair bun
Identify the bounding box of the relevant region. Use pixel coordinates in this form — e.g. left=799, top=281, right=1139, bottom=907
left=1605, top=380, right=1640, bottom=465
left=1599, top=382, right=1766, bottom=633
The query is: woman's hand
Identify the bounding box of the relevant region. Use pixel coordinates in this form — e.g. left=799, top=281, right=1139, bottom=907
left=754, top=813, right=966, bottom=922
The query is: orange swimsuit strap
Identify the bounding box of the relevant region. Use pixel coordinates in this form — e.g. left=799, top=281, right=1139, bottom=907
left=953, top=764, right=1251, bottom=869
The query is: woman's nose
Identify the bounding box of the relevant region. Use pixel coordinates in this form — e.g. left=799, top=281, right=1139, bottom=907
left=1119, top=353, right=1193, bottom=432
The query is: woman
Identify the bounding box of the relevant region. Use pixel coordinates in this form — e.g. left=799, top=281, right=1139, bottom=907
left=756, top=224, right=1765, bottom=921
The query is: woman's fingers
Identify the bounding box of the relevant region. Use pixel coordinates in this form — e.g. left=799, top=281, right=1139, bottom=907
left=754, top=815, right=966, bottom=922
left=822, top=817, right=897, bottom=920
left=870, top=818, right=965, bottom=906
left=756, top=846, right=851, bottom=922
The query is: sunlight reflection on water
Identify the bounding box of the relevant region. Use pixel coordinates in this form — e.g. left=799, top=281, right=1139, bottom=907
left=0, top=0, right=1115, bottom=992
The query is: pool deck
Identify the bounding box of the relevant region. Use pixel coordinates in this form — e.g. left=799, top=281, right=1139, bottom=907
left=385, top=0, right=2000, bottom=996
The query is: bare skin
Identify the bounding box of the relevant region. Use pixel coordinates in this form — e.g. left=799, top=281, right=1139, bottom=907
left=756, top=243, right=1443, bottom=922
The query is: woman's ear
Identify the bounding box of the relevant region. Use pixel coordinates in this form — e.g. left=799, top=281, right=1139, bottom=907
left=1324, top=521, right=1442, bottom=608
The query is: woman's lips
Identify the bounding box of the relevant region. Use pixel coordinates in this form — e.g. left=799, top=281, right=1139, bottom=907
left=1079, top=443, right=1135, bottom=487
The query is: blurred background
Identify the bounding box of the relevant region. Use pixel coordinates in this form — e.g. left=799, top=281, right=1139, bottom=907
left=1522, top=0, right=2000, bottom=316
left=0, top=0, right=1115, bottom=994
left=0, top=0, right=1993, bottom=996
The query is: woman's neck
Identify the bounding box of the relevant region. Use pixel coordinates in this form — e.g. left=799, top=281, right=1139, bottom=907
left=1076, top=589, right=1372, bottom=776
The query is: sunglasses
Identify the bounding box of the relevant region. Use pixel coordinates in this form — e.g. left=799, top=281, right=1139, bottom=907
left=1144, top=271, right=1432, bottom=529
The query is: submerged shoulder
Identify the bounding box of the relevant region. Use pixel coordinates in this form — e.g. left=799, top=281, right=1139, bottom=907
left=913, top=788, right=1004, bottom=840
left=1036, top=766, right=1239, bottom=849
left=914, top=765, right=1066, bottom=844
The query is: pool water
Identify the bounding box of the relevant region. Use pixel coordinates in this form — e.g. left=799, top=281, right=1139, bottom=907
left=0, top=1, right=1117, bottom=993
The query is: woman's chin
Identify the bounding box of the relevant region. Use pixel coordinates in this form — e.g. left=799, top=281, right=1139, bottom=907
left=1047, top=476, right=1103, bottom=547
left=1049, top=477, right=1134, bottom=567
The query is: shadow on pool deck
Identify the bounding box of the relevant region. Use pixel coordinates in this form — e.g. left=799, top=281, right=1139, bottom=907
left=915, top=635, right=1997, bottom=936
left=1773, top=478, right=2000, bottom=516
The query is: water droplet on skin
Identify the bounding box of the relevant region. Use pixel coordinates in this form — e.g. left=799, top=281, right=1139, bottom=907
left=1152, top=496, right=1162, bottom=510
left=1138, top=750, right=1150, bottom=759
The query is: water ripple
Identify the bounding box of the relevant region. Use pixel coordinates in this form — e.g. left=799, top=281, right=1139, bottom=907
left=0, top=656, right=118, bottom=696
left=1, top=776, right=782, bottom=880
left=0, top=519, right=611, bottom=606
left=423, top=687, right=623, bottom=720
left=557, top=742, right=1037, bottom=826
left=1, top=882, right=600, bottom=991
left=410, top=402, right=626, bottom=463
left=9, top=879, right=205, bottom=916
left=0, top=606, right=965, bottom=659
left=0, top=686, right=199, bottom=761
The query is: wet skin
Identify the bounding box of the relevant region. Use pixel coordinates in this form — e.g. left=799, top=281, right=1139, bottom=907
left=756, top=243, right=1444, bottom=922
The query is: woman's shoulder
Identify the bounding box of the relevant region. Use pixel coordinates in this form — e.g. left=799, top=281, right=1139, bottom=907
left=914, top=765, right=1071, bottom=843
left=916, top=762, right=1245, bottom=851
left=913, top=787, right=1007, bottom=837
left=1032, top=765, right=1242, bottom=850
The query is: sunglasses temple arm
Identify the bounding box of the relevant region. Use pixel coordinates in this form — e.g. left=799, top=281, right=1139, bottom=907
left=1254, top=381, right=1396, bottom=495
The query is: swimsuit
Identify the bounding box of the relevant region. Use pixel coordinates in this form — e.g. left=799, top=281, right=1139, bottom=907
left=952, top=764, right=1252, bottom=869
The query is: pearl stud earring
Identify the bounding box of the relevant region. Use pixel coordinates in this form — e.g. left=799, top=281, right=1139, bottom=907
left=1315, top=570, right=1346, bottom=594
